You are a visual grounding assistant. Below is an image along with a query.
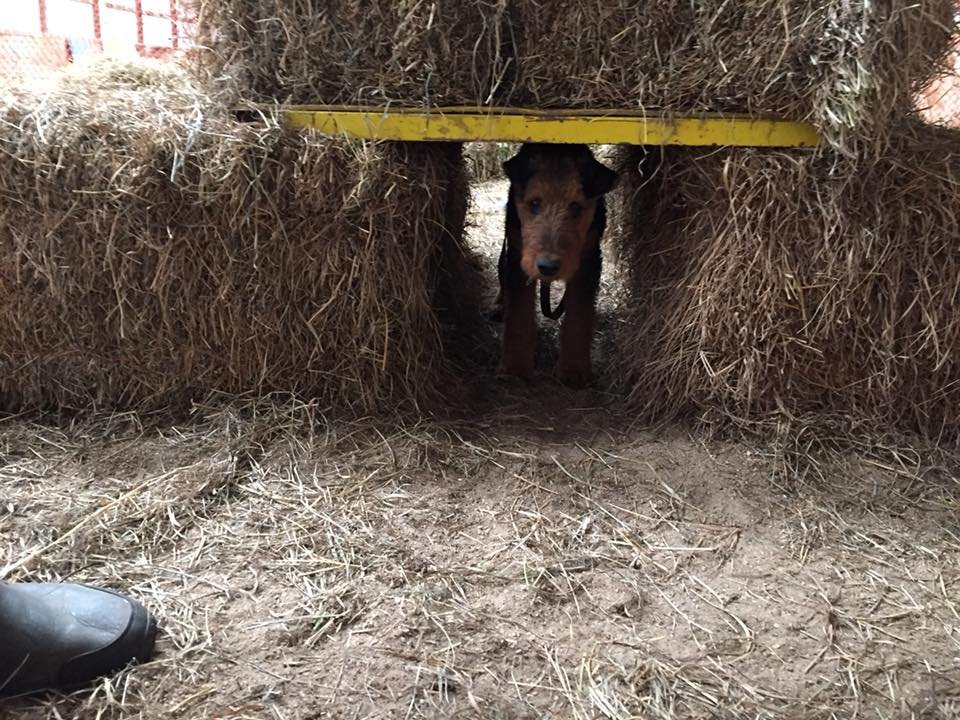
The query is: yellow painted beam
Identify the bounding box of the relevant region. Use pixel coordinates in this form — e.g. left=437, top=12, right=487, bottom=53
left=278, top=106, right=820, bottom=148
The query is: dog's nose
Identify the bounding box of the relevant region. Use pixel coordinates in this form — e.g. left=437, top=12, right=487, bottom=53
left=536, top=256, right=561, bottom=277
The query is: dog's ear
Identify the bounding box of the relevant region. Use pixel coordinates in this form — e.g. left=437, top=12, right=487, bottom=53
left=502, top=148, right=534, bottom=188
left=581, top=157, right=619, bottom=198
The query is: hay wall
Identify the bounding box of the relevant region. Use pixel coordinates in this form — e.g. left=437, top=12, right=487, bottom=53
left=0, top=70, right=480, bottom=413
left=196, top=0, right=956, bottom=154
left=612, top=124, right=960, bottom=441
left=509, top=0, right=955, bottom=155
left=195, top=0, right=513, bottom=107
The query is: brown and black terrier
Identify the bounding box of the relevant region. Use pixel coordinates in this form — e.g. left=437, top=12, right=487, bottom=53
left=492, top=143, right=618, bottom=387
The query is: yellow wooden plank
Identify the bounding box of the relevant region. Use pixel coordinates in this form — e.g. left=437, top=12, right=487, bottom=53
left=280, top=107, right=819, bottom=148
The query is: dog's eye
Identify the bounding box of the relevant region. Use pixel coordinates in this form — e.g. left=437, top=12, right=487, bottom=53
left=529, top=199, right=541, bottom=215
left=569, top=203, right=584, bottom=217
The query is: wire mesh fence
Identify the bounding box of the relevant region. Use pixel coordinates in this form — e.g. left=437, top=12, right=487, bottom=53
left=0, top=32, right=73, bottom=84
left=0, top=0, right=191, bottom=85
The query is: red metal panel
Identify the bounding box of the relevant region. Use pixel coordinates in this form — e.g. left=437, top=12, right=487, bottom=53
left=104, top=1, right=174, bottom=21
left=134, top=0, right=144, bottom=50
left=170, top=0, right=179, bottom=49
left=38, top=0, right=49, bottom=34
left=1, top=0, right=190, bottom=82
left=91, top=0, right=102, bottom=50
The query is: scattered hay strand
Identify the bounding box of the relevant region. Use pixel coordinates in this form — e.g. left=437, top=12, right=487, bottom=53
left=3, top=398, right=957, bottom=718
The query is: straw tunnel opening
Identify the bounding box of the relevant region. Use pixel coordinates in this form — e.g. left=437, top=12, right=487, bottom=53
left=448, top=140, right=663, bottom=399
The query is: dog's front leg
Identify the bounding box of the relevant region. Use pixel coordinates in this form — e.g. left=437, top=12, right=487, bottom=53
left=499, top=266, right=536, bottom=381
left=558, top=246, right=600, bottom=388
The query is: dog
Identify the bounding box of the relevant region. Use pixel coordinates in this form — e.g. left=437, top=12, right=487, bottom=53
left=492, top=143, right=618, bottom=387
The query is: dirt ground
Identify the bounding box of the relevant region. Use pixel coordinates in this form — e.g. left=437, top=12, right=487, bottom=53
left=2, top=180, right=959, bottom=719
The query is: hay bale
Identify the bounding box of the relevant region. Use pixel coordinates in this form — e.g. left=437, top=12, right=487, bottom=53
left=196, top=0, right=955, bottom=154
left=0, top=65, right=479, bottom=413
left=60, top=55, right=195, bottom=90
left=509, top=0, right=956, bottom=155
left=616, top=130, right=960, bottom=439
left=194, top=0, right=513, bottom=106
left=612, top=123, right=960, bottom=441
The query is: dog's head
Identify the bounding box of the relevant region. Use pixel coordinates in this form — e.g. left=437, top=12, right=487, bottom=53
left=503, top=144, right=618, bottom=282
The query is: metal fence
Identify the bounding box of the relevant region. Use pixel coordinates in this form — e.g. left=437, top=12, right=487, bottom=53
left=0, top=0, right=191, bottom=83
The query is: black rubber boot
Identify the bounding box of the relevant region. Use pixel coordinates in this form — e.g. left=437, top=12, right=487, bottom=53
left=0, top=582, right=157, bottom=697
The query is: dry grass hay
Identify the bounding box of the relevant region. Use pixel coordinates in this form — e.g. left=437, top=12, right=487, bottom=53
left=612, top=123, right=960, bottom=443
left=509, top=0, right=956, bottom=154
left=196, top=1, right=955, bottom=154
left=194, top=0, right=513, bottom=107
left=0, top=64, right=481, bottom=414
left=59, top=54, right=195, bottom=90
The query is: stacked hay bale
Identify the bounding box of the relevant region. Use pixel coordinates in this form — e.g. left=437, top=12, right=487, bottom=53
left=0, top=62, right=481, bottom=413
left=195, top=0, right=959, bottom=439
left=198, top=1, right=955, bottom=154
left=614, top=128, right=960, bottom=440
left=7, top=2, right=956, bottom=435
left=508, top=0, right=955, bottom=155
left=601, top=1, right=960, bottom=442
left=194, top=0, right=513, bottom=106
